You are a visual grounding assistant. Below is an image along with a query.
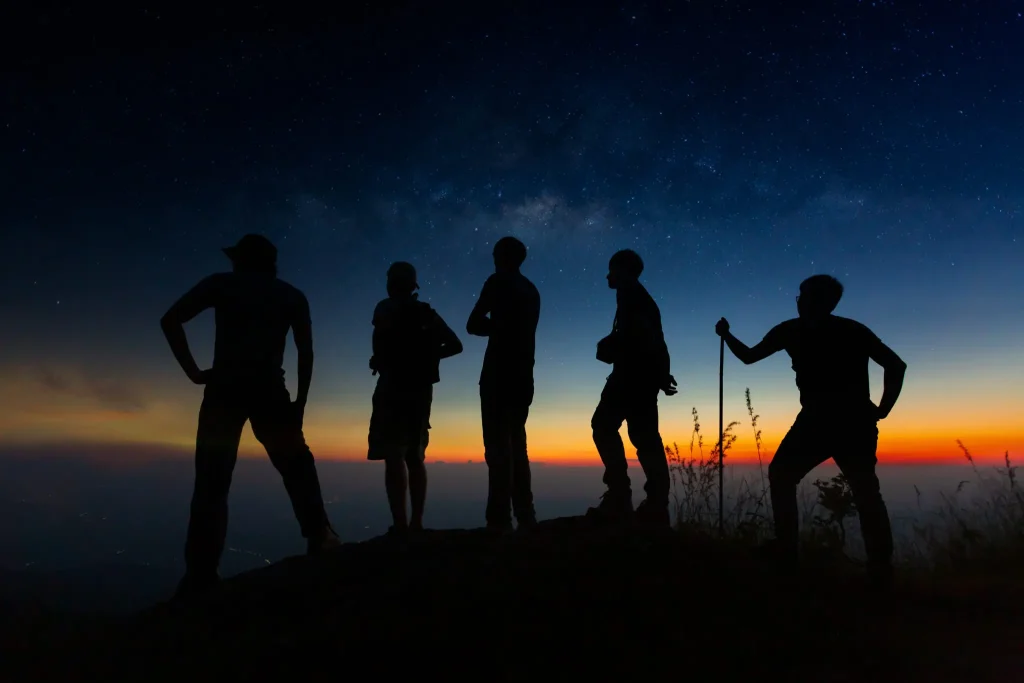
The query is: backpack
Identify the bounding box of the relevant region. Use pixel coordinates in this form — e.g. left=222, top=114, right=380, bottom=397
left=376, top=297, right=442, bottom=384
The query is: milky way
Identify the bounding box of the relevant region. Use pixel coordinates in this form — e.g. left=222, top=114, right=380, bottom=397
left=1, top=3, right=1021, bottom=460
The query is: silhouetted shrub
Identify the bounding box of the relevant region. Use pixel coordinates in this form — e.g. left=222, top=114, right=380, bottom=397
left=668, top=389, right=1022, bottom=574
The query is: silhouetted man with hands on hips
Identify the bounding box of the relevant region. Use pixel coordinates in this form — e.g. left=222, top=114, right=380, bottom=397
left=715, top=274, right=906, bottom=590
left=160, top=233, right=340, bottom=600
left=587, top=249, right=677, bottom=529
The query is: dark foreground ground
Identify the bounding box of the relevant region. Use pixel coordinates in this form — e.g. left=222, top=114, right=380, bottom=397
left=3, top=516, right=1023, bottom=682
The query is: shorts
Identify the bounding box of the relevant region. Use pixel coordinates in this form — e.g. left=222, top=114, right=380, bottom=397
left=367, top=382, right=433, bottom=464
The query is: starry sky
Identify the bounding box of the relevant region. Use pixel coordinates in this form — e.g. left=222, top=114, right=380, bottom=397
left=2, top=2, right=1022, bottom=465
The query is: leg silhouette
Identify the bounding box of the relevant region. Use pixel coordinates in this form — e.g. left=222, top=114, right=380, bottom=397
left=833, top=426, right=894, bottom=582
left=509, top=396, right=536, bottom=526
left=182, top=385, right=246, bottom=592
left=375, top=384, right=433, bottom=534
left=624, top=387, right=670, bottom=526
left=249, top=383, right=333, bottom=552
left=385, top=457, right=410, bottom=531
left=406, top=387, right=432, bottom=531
left=482, top=384, right=535, bottom=530
left=768, top=413, right=893, bottom=575
left=482, top=387, right=514, bottom=529
left=589, top=377, right=635, bottom=519
left=407, top=457, right=427, bottom=531
left=407, top=414, right=429, bottom=531
left=767, top=417, right=827, bottom=562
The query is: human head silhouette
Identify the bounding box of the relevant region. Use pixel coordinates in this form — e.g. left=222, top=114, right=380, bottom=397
left=797, top=274, right=844, bottom=319
left=387, top=261, right=419, bottom=297
left=493, top=236, right=527, bottom=273
left=223, top=234, right=278, bottom=277
left=606, top=249, right=643, bottom=290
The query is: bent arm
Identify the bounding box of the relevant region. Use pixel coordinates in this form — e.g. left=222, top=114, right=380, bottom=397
left=160, top=277, right=217, bottom=382
left=466, top=279, right=494, bottom=337
left=370, top=326, right=382, bottom=372
left=722, top=330, right=782, bottom=365
left=869, top=339, right=907, bottom=418
left=292, top=298, right=314, bottom=406
left=435, top=314, right=464, bottom=359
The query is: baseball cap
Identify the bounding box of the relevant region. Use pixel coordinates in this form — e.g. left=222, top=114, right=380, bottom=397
left=387, top=261, right=419, bottom=290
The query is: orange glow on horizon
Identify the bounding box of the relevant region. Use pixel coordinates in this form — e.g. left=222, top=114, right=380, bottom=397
left=2, top=361, right=1021, bottom=468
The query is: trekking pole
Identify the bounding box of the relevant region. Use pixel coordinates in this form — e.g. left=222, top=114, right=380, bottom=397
left=718, top=335, right=725, bottom=537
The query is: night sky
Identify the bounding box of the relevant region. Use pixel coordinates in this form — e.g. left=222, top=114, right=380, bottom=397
left=2, top=3, right=1021, bottom=464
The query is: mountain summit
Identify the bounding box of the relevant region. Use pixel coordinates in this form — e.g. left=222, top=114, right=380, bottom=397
left=5, top=516, right=1021, bottom=681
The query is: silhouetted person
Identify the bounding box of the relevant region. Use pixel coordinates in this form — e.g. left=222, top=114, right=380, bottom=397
left=466, top=236, right=541, bottom=534
left=368, top=262, right=463, bottom=535
left=160, top=233, right=340, bottom=600
left=588, top=249, right=678, bottom=528
left=715, top=274, right=906, bottom=588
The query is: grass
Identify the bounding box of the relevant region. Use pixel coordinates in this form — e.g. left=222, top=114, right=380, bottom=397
left=667, top=389, right=1024, bottom=575
left=901, top=442, right=1024, bottom=575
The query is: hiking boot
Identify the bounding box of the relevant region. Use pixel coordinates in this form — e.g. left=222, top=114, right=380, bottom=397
left=307, top=525, right=342, bottom=555
left=634, top=498, right=671, bottom=529
left=585, top=490, right=634, bottom=524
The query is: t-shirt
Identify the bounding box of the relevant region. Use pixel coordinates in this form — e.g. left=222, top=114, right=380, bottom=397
left=609, top=282, right=671, bottom=381
left=476, top=271, right=541, bottom=387
left=761, top=315, right=883, bottom=415
left=176, top=272, right=310, bottom=382
left=372, top=295, right=449, bottom=386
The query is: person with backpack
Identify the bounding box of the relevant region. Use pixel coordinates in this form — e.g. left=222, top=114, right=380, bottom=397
left=367, top=261, right=463, bottom=535
left=587, top=249, right=678, bottom=528
left=159, top=233, right=341, bottom=600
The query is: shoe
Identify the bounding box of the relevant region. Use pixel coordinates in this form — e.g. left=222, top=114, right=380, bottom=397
left=585, top=490, right=634, bottom=523
left=307, top=525, right=342, bottom=555
left=634, top=498, right=671, bottom=529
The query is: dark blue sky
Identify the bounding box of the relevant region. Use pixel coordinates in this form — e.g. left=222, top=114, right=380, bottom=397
left=1, top=2, right=1021, bottom=461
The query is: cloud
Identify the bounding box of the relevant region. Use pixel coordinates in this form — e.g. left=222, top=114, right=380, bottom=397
left=32, top=366, right=148, bottom=414
left=35, top=367, right=72, bottom=393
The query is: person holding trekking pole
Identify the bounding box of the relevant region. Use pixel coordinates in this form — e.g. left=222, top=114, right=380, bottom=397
left=715, top=274, right=906, bottom=590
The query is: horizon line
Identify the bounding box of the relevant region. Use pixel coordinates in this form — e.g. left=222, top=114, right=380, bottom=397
left=0, top=440, right=1011, bottom=468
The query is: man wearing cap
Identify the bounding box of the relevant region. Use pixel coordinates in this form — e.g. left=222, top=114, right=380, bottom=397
left=160, top=233, right=340, bottom=599
left=368, top=261, right=463, bottom=535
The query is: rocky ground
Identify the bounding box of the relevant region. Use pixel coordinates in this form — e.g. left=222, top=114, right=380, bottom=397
left=3, top=516, right=1022, bottom=682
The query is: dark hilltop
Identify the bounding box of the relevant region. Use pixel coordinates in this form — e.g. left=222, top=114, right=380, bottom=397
left=3, top=516, right=1022, bottom=682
